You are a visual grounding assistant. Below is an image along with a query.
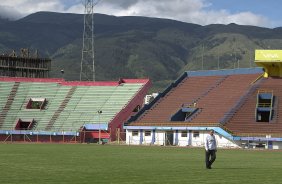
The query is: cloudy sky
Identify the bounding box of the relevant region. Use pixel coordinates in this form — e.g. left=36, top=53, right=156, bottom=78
left=0, top=0, right=281, bottom=28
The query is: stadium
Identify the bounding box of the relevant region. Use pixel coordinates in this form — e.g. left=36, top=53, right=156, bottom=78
left=0, top=54, right=151, bottom=143
left=1, top=26, right=282, bottom=184
left=0, top=78, right=151, bottom=143
left=125, top=50, right=282, bottom=149
left=2, top=49, right=282, bottom=150
left=2, top=1, right=282, bottom=184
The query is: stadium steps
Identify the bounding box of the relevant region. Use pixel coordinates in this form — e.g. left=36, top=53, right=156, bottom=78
left=0, top=82, right=20, bottom=128
left=136, top=75, right=223, bottom=123
left=0, top=83, right=72, bottom=130
left=45, top=86, right=77, bottom=130
left=18, top=83, right=63, bottom=130
left=0, top=80, right=145, bottom=132
left=50, top=86, right=118, bottom=131
left=61, top=86, right=120, bottom=130
left=271, top=96, right=279, bottom=124
left=225, top=77, right=282, bottom=135
left=54, top=84, right=143, bottom=131
left=194, top=75, right=228, bottom=103
left=189, top=74, right=260, bottom=124
left=219, top=77, right=266, bottom=125
left=0, top=83, right=15, bottom=115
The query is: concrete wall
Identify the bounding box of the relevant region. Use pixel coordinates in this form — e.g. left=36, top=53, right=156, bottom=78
left=126, top=129, right=282, bottom=149
left=126, top=129, right=239, bottom=148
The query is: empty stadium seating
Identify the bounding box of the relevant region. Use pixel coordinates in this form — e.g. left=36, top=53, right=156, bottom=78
left=134, top=73, right=261, bottom=125
left=136, top=75, right=223, bottom=123
left=189, top=74, right=259, bottom=124
left=0, top=78, right=146, bottom=133
left=226, top=77, right=282, bottom=135
left=130, top=68, right=282, bottom=137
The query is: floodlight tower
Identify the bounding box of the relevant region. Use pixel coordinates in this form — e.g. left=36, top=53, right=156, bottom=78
left=80, top=0, right=100, bottom=81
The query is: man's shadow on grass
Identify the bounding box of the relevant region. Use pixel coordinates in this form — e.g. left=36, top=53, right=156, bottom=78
left=210, top=167, right=251, bottom=170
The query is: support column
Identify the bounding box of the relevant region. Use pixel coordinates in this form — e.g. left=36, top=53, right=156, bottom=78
left=175, top=130, right=179, bottom=146
left=140, top=130, right=143, bottom=145
left=188, top=130, right=192, bottom=146
left=151, top=129, right=155, bottom=145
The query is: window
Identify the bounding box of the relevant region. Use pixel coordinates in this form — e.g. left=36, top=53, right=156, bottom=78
left=193, top=131, right=199, bottom=138
left=26, top=98, right=47, bottom=110
left=132, top=131, right=139, bottom=136
left=170, top=107, right=199, bottom=121
left=181, top=131, right=188, bottom=137
left=145, top=131, right=151, bottom=136
left=256, top=91, right=273, bottom=122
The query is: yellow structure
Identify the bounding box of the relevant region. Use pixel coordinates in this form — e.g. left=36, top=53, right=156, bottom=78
left=255, top=50, right=282, bottom=77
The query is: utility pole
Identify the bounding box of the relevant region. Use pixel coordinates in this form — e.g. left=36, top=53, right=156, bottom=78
left=217, top=54, right=220, bottom=70
left=98, top=110, right=102, bottom=144
left=201, top=44, right=204, bottom=70
left=80, top=0, right=100, bottom=81
left=249, top=49, right=252, bottom=68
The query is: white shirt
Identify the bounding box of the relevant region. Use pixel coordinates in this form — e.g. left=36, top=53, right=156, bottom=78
left=205, top=134, right=217, bottom=151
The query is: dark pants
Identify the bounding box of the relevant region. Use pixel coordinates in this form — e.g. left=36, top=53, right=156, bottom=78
left=205, top=150, right=216, bottom=168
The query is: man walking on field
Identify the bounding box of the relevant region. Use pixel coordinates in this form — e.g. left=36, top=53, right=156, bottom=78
left=205, top=130, right=217, bottom=169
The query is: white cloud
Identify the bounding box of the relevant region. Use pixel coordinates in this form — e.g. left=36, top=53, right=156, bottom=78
left=183, top=9, right=269, bottom=27
left=0, top=5, right=23, bottom=20
left=65, top=4, right=84, bottom=14
left=95, top=0, right=269, bottom=27
left=0, top=0, right=271, bottom=27
left=0, top=0, right=66, bottom=19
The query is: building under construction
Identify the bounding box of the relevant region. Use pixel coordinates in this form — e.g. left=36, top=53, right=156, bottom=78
left=0, top=49, right=51, bottom=78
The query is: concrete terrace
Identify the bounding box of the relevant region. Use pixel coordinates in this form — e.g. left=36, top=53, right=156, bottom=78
left=127, top=68, right=282, bottom=136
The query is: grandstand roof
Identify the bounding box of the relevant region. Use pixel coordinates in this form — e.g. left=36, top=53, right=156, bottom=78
left=0, top=77, right=150, bottom=136
left=127, top=68, right=282, bottom=136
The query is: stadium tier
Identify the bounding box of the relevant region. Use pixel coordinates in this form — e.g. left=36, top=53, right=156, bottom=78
left=125, top=66, right=282, bottom=149
left=0, top=77, right=151, bottom=142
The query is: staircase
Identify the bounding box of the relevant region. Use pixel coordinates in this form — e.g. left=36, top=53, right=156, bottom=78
left=219, top=78, right=265, bottom=125
left=136, top=75, right=224, bottom=123
left=0, top=82, right=20, bottom=128
left=192, top=75, right=228, bottom=105
left=45, top=86, right=77, bottom=130
left=224, top=77, right=282, bottom=135
left=271, top=97, right=279, bottom=123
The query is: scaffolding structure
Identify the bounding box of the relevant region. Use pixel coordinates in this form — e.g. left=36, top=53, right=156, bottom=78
left=0, top=54, right=51, bottom=78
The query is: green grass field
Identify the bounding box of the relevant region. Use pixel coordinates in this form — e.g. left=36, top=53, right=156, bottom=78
left=0, top=144, right=281, bottom=184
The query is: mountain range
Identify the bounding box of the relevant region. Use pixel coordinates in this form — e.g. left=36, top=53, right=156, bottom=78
left=1, top=12, right=282, bottom=92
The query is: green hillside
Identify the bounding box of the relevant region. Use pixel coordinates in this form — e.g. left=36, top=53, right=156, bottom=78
left=1, top=12, right=282, bottom=92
